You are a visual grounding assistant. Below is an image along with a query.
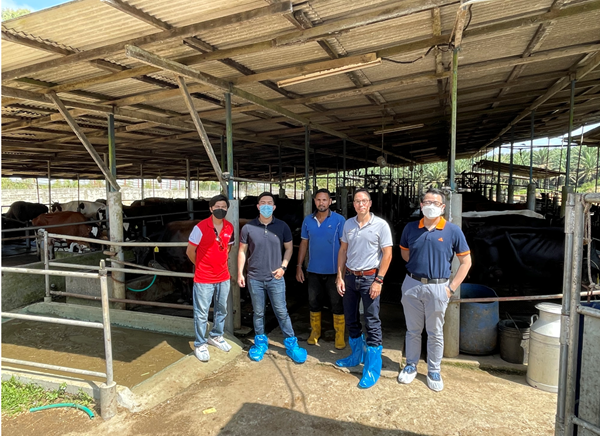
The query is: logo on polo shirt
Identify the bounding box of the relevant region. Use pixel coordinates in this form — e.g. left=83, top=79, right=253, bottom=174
left=438, top=237, right=444, bottom=242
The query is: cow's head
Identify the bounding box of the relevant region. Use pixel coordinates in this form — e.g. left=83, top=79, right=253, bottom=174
left=50, top=202, right=62, bottom=213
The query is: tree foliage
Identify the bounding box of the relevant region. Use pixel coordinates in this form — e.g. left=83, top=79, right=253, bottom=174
left=2, top=8, right=31, bottom=21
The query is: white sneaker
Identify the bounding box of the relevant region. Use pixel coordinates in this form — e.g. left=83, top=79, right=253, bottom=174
left=194, top=344, right=210, bottom=362
left=397, top=364, right=418, bottom=384
left=207, top=336, right=232, bottom=352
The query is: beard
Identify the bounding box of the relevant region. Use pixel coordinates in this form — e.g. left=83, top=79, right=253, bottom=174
left=317, top=205, right=328, bottom=212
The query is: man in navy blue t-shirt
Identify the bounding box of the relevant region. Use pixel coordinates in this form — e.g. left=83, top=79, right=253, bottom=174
left=238, top=192, right=307, bottom=364
left=398, top=188, right=471, bottom=392
left=296, top=189, right=346, bottom=349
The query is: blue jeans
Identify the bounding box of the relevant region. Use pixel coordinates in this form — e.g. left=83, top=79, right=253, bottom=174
left=193, top=281, right=230, bottom=348
left=343, top=273, right=382, bottom=347
left=247, top=278, right=295, bottom=338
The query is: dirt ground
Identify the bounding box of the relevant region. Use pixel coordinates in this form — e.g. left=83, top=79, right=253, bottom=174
left=2, top=345, right=557, bottom=436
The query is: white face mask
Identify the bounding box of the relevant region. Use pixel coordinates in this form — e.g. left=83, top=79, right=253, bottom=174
left=422, top=204, right=443, bottom=219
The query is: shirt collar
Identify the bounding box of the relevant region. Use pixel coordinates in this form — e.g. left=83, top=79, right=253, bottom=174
left=418, top=217, right=446, bottom=230
left=312, top=209, right=332, bottom=219
left=353, top=212, right=375, bottom=226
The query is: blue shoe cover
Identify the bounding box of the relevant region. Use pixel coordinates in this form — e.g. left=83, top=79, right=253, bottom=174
left=335, top=334, right=365, bottom=367
left=284, top=337, right=307, bottom=364
left=248, top=334, right=268, bottom=361
left=358, top=345, right=383, bottom=389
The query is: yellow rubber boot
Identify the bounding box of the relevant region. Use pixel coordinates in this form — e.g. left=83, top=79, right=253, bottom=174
left=333, top=314, right=346, bottom=350
left=307, top=312, right=321, bottom=345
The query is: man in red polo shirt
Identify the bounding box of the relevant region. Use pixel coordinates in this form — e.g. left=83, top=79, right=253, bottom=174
left=186, top=194, right=235, bottom=362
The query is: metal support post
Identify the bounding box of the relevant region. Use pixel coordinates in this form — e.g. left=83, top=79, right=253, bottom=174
left=43, top=231, right=51, bottom=303
left=47, top=161, right=51, bottom=208
left=278, top=143, right=285, bottom=198
left=527, top=183, right=537, bottom=211
left=304, top=126, right=312, bottom=216
left=107, top=114, right=117, bottom=193
left=508, top=129, right=515, bottom=203
left=563, top=194, right=584, bottom=436
left=99, top=260, right=117, bottom=420
left=293, top=166, right=297, bottom=199
left=186, top=158, right=193, bottom=219
left=226, top=200, right=241, bottom=331
left=77, top=174, right=80, bottom=204
left=107, top=191, right=125, bottom=309
left=140, top=164, right=144, bottom=200
left=443, top=192, right=462, bottom=358
left=565, top=79, right=576, bottom=189
left=530, top=110, right=535, bottom=184
left=449, top=48, right=459, bottom=191
left=496, top=144, right=502, bottom=202
left=225, top=92, right=234, bottom=199
left=555, top=192, right=575, bottom=436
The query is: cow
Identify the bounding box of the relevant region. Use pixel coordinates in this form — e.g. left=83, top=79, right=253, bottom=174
left=5, top=201, right=48, bottom=222
left=32, top=211, right=97, bottom=258
left=51, top=200, right=106, bottom=219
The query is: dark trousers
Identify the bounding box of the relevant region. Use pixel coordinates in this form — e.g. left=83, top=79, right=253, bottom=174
left=343, top=272, right=382, bottom=347
left=307, top=272, right=344, bottom=315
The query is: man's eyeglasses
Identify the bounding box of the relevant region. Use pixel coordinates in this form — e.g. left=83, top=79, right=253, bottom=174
left=353, top=199, right=370, bottom=205
left=422, top=200, right=443, bottom=207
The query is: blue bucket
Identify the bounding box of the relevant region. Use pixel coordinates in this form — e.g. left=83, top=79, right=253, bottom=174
left=459, top=283, right=499, bottom=355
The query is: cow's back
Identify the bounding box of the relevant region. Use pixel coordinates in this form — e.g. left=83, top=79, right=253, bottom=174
left=6, top=201, right=49, bottom=222
left=32, top=211, right=91, bottom=238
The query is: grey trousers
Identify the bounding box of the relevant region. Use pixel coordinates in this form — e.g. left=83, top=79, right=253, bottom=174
left=401, top=275, right=449, bottom=373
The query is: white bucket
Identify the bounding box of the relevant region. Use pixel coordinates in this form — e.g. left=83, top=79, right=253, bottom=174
left=526, top=302, right=562, bottom=393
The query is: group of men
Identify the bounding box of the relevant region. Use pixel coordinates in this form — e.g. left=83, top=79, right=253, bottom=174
left=186, top=187, right=471, bottom=392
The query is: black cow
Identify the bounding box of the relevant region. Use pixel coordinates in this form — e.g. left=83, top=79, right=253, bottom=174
left=5, top=201, right=48, bottom=222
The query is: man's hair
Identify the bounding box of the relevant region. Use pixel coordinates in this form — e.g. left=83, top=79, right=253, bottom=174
left=354, top=188, right=371, bottom=200
left=420, top=188, right=446, bottom=203
left=314, top=188, right=331, bottom=198
left=209, top=194, right=229, bottom=208
left=257, top=191, right=275, bottom=204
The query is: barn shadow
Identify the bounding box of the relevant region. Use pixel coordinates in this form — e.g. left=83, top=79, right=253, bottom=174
left=216, top=402, right=431, bottom=436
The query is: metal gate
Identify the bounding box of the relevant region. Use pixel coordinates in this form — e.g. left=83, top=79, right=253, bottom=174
left=556, top=193, right=600, bottom=436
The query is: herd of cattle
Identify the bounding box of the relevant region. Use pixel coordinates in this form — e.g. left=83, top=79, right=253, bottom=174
left=2, top=192, right=598, bottom=302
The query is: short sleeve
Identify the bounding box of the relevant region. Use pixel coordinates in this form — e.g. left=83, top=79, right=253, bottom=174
left=240, top=224, right=249, bottom=244
left=283, top=222, right=293, bottom=243
left=341, top=221, right=350, bottom=243
left=379, top=221, right=393, bottom=248
left=189, top=225, right=202, bottom=246
left=336, top=215, right=346, bottom=240
left=400, top=224, right=409, bottom=250
left=228, top=228, right=235, bottom=246
left=453, top=226, right=470, bottom=255
left=300, top=217, right=309, bottom=240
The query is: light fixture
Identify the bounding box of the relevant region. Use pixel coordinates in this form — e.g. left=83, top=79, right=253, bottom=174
left=277, top=58, right=382, bottom=88
left=374, top=124, right=424, bottom=135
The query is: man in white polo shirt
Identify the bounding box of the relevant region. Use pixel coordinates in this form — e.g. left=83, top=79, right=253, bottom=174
left=335, top=189, right=393, bottom=389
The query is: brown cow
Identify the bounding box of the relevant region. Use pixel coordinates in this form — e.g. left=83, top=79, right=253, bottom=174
left=32, top=211, right=95, bottom=258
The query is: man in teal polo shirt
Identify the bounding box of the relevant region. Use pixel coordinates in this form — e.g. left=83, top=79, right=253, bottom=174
left=398, top=188, right=471, bottom=392
left=296, top=188, right=346, bottom=349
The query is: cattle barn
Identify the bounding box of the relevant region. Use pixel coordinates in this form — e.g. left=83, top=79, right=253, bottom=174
left=2, top=0, right=600, bottom=425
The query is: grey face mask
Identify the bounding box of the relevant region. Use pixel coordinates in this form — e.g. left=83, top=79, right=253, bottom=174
left=212, top=209, right=227, bottom=219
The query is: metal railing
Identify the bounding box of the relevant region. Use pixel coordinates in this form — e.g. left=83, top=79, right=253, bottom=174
left=0, top=259, right=117, bottom=420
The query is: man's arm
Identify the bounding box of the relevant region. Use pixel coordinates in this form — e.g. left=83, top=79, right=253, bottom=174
left=296, top=239, right=308, bottom=283
left=273, top=240, right=293, bottom=279
left=238, top=242, right=248, bottom=288
left=369, top=246, right=392, bottom=299
left=336, top=241, right=348, bottom=296
left=186, top=243, right=196, bottom=265
left=400, top=248, right=409, bottom=262
left=448, top=254, right=472, bottom=295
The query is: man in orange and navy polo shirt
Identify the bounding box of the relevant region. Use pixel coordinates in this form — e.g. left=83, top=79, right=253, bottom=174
left=397, top=188, right=471, bottom=392
left=186, top=194, right=235, bottom=362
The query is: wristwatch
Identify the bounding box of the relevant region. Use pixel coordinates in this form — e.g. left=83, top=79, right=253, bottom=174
left=281, top=265, right=287, bottom=271
left=448, top=286, right=456, bottom=295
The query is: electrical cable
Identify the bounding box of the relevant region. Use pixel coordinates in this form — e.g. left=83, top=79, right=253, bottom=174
left=383, top=43, right=455, bottom=65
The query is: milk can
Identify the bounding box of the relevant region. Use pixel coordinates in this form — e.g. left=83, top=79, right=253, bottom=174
left=526, top=302, right=562, bottom=393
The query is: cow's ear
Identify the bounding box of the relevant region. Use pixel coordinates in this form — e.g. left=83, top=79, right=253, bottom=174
left=79, top=202, right=85, bottom=210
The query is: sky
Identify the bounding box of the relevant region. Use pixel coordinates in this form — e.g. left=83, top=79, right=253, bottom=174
left=2, top=0, right=69, bottom=13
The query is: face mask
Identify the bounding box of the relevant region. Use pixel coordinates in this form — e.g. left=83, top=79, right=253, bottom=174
left=212, top=208, right=227, bottom=219
left=422, top=204, right=443, bottom=219
left=259, top=204, right=274, bottom=218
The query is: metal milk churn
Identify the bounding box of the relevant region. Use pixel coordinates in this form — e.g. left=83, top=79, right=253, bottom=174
left=526, top=302, right=562, bottom=393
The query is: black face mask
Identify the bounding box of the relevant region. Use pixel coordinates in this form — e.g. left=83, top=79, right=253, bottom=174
left=212, top=209, right=227, bottom=219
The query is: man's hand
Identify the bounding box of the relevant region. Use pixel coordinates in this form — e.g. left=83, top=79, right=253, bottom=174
left=272, top=268, right=285, bottom=279
left=296, top=266, right=305, bottom=283
left=238, top=274, right=246, bottom=288
left=369, top=281, right=382, bottom=299
left=336, top=277, right=345, bottom=296
left=445, top=286, right=453, bottom=299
